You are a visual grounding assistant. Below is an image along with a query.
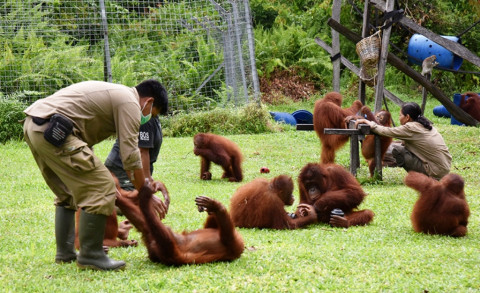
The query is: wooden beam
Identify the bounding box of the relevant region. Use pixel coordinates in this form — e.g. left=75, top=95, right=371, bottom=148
left=325, top=123, right=382, bottom=179
left=324, top=129, right=364, bottom=135
left=331, top=0, right=342, bottom=92
left=314, top=37, right=404, bottom=106
left=374, top=0, right=395, bottom=112
left=296, top=124, right=314, bottom=131
left=358, top=0, right=371, bottom=104
left=324, top=124, right=371, bottom=135
left=327, top=18, right=480, bottom=126
left=383, top=89, right=405, bottom=107
left=421, top=73, right=431, bottom=114
left=370, top=0, right=480, bottom=68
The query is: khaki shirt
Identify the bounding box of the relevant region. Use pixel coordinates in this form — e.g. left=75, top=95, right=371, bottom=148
left=24, top=81, right=142, bottom=170
left=370, top=121, right=452, bottom=178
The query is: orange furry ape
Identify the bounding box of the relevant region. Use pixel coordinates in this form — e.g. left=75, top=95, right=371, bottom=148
left=193, top=133, right=243, bottom=182
left=229, top=175, right=317, bottom=229
left=405, top=171, right=470, bottom=237
left=74, top=210, right=137, bottom=251
left=297, top=163, right=374, bottom=228
left=359, top=106, right=393, bottom=177
left=460, top=92, right=480, bottom=122
left=116, top=184, right=244, bottom=265
left=74, top=179, right=170, bottom=250
left=313, top=92, right=363, bottom=163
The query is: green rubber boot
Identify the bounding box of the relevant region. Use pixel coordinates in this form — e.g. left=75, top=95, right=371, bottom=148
left=77, top=209, right=126, bottom=271
left=55, top=206, right=78, bottom=263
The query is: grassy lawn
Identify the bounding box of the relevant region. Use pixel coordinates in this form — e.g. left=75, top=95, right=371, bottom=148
left=0, top=99, right=479, bottom=292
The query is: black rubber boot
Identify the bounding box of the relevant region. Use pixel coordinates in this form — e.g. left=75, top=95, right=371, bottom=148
left=77, top=209, right=126, bottom=271
left=55, top=206, right=78, bottom=263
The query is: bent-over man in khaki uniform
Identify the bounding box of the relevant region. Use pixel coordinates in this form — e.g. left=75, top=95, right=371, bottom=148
left=23, top=79, right=168, bottom=271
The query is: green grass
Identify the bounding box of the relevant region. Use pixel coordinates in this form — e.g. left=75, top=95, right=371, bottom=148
left=1, top=98, right=480, bottom=292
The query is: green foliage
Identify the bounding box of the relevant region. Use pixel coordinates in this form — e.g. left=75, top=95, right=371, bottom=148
left=254, top=23, right=332, bottom=87
left=249, top=0, right=278, bottom=29
left=99, top=1, right=227, bottom=107
left=0, top=0, right=233, bottom=109
left=0, top=1, right=102, bottom=97
left=250, top=0, right=338, bottom=88
left=0, top=95, right=27, bottom=143
left=1, top=35, right=100, bottom=94
left=161, top=102, right=281, bottom=137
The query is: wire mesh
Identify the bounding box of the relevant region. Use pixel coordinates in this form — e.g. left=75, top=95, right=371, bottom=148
left=0, top=0, right=259, bottom=111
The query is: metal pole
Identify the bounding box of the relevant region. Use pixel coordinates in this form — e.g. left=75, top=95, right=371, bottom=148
left=229, top=0, right=249, bottom=103
left=224, top=12, right=238, bottom=105
left=99, top=0, right=112, bottom=82
left=243, top=0, right=261, bottom=105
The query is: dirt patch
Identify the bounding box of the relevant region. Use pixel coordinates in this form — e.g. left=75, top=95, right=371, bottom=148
left=260, top=69, right=318, bottom=104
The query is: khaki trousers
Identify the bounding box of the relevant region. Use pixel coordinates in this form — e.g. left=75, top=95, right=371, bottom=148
left=391, top=143, right=427, bottom=176
left=23, top=116, right=116, bottom=215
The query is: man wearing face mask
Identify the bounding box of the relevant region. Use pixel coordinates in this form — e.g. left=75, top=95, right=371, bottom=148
left=106, top=115, right=163, bottom=190
left=23, top=79, right=168, bottom=271
left=105, top=104, right=164, bottom=211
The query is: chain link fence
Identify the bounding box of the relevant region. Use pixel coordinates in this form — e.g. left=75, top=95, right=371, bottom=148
left=0, top=0, right=259, bottom=112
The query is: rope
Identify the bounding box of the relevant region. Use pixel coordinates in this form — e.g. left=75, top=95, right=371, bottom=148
left=457, top=18, right=480, bottom=38
left=381, top=94, right=395, bottom=127
left=379, top=9, right=404, bottom=31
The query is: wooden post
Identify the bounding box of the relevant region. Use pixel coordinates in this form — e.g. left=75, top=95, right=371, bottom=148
left=324, top=124, right=378, bottom=178
left=374, top=135, right=382, bottom=179
left=421, top=73, right=431, bottom=114
left=358, top=0, right=370, bottom=104
left=374, top=0, right=395, bottom=112
left=332, top=0, right=342, bottom=92
left=349, top=120, right=360, bottom=176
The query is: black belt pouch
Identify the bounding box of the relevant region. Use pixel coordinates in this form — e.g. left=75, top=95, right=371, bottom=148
left=43, top=114, right=74, bottom=147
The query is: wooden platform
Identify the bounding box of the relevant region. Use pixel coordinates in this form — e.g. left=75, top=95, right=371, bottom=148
left=296, top=121, right=383, bottom=179
left=296, top=124, right=314, bottom=131
left=324, top=121, right=383, bottom=179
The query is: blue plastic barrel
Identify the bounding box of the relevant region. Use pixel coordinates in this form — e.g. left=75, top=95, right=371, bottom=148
left=291, top=110, right=313, bottom=124
left=269, top=112, right=297, bottom=126
left=432, top=105, right=451, bottom=118
left=407, top=34, right=463, bottom=70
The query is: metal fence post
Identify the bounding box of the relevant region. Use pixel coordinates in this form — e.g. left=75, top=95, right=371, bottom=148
left=99, top=0, right=112, bottom=83
left=244, top=0, right=261, bottom=104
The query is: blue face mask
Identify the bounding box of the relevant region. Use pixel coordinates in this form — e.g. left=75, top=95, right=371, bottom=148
left=140, top=102, right=152, bottom=125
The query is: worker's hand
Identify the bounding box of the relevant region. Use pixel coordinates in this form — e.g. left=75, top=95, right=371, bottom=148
left=151, top=180, right=170, bottom=219
left=151, top=194, right=168, bottom=220
left=355, top=118, right=372, bottom=128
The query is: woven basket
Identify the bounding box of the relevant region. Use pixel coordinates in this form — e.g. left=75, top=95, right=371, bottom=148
left=356, top=32, right=381, bottom=87
left=356, top=33, right=381, bottom=68
left=359, top=67, right=377, bottom=87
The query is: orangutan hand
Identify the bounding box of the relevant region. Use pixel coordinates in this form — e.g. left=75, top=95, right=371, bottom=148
left=329, top=215, right=349, bottom=228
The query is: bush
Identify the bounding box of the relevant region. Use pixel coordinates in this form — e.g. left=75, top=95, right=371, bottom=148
left=160, top=102, right=284, bottom=137
left=0, top=99, right=286, bottom=142
left=0, top=97, right=27, bottom=143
